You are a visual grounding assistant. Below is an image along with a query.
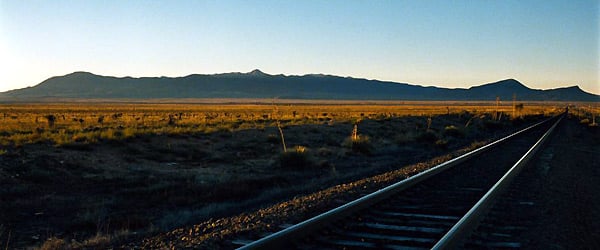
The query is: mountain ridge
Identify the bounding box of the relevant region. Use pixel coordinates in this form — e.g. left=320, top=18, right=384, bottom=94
left=1, top=70, right=598, bottom=102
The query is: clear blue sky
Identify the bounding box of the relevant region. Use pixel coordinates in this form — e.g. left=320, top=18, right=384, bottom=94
left=1, top=0, right=598, bottom=94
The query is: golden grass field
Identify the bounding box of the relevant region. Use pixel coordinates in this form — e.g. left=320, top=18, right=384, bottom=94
left=0, top=101, right=586, bottom=147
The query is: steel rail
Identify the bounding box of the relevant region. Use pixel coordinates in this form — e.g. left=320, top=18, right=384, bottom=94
left=432, top=113, right=564, bottom=249
left=238, top=115, right=558, bottom=250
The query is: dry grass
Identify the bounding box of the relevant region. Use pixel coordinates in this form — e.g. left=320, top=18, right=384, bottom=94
left=279, top=145, right=314, bottom=169
left=0, top=101, right=571, bottom=249
left=570, top=104, right=600, bottom=127
left=0, top=102, right=566, bottom=146
left=39, top=237, right=66, bottom=250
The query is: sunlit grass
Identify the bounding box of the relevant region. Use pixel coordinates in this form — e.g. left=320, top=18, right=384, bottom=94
left=0, top=102, right=570, bottom=146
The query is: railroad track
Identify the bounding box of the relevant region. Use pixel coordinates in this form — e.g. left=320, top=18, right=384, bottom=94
left=237, top=113, right=564, bottom=249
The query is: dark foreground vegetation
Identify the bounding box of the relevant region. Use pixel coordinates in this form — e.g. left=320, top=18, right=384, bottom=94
left=0, top=102, right=593, bottom=249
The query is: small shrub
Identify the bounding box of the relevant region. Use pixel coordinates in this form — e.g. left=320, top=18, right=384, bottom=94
left=40, top=237, right=66, bottom=250
left=72, top=134, right=88, bottom=143
left=416, top=131, right=438, bottom=143
left=45, top=115, right=56, bottom=128
left=395, top=132, right=415, bottom=144
left=100, top=129, right=116, bottom=140
left=113, top=130, right=124, bottom=138
left=316, top=147, right=333, bottom=156
left=435, top=139, right=448, bottom=149
left=266, top=134, right=279, bottom=144
left=168, top=114, right=176, bottom=126
left=215, top=124, right=234, bottom=133
left=82, top=233, right=111, bottom=247
left=342, top=135, right=373, bottom=154
left=514, top=103, right=524, bottom=116
left=580, top=118, right=590, bottom=125
left=122, top=127, right=136, bottom=138
left=443, top=125, right=463, bottom=137
left=280, top=146, right=313, bottom=169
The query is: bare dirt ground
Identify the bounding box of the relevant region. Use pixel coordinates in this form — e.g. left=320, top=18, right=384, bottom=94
left=523, top=116, right=600, bottom=248
left=0, top=112, right=542, bottom=249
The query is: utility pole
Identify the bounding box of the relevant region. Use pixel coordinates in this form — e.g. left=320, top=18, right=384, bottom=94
left=495, top=96, right=500, bottom=121
left=591, top=105, right=596, bottom=125
left=512, top=93, right=516, bottom=118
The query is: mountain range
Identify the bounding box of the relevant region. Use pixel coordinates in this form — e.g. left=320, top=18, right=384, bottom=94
left=1, top=70, right=598, bottom=102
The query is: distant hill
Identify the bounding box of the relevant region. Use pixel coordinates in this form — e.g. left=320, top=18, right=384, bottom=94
left=1, top=70, right=598, bottom=101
